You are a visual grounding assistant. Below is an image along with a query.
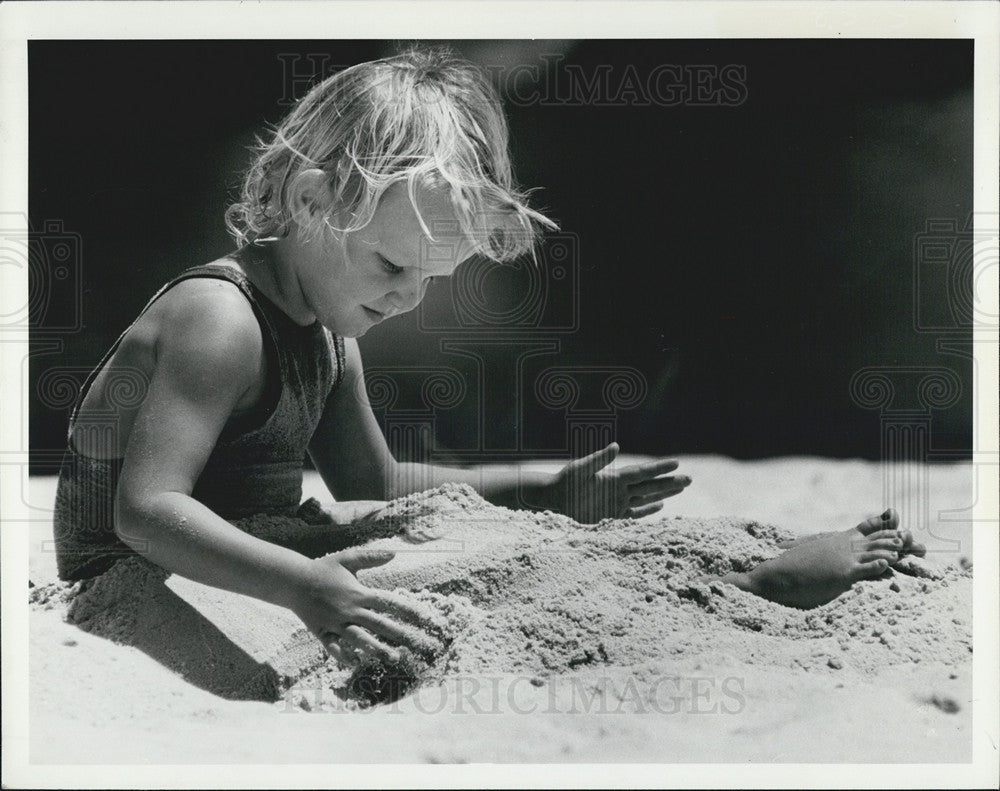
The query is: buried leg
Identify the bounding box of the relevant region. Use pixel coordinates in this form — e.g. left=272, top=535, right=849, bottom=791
left=715, top=508, right=910, bottom=609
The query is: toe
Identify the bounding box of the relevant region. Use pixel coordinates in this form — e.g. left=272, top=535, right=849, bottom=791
left=851, top=558, right=890, bottom=581
left=866, top=538, right=903, bottom=553
left=859, top=549, right=899, bottom=564
left=849, top=529, right=897, bottom=553
left=865, top=529, right=901, bottom=542
left=857, top=508, right=899, bottom=535
left=908, top=543, right=927, bottom=558
left=899, top=529, right=927, bottom=558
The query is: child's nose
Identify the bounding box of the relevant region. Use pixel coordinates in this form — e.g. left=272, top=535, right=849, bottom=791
left=387, top=273, right=429, bottom=312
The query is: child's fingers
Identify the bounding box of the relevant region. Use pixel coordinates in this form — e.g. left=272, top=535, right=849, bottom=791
left=330, top=547, right=396, bottom=574
left=339, top=624, right=400, bottom=664
left=628, top=490, right=682, bottom=508
left=352, top=610, right=442, bottom=659
left=322, top=637, right=347, bottom=663
left=625, top=501, right=664, bottom=519
left=627, top=474, right=691, bottom=498
left=568, top=442, right=620, bottom=477
left=626, top=486, right=687, bottom=508
left=618, top=458, right=680, bottom=484
left=628, top=490, right=668, bottom=506
left=628, top=480, right=690, bottom=509
left=365, top=589, right=438, bottom=631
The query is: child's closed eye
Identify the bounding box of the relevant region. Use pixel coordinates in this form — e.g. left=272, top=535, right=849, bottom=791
left=379, top=255, right=404, bottom=275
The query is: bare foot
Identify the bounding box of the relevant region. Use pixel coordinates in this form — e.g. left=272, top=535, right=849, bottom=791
left=718, top=509, right=907, bottom=609
left=776, top=509, right=926, bottom=558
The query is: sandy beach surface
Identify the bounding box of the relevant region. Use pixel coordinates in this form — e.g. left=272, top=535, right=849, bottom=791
left=24, top=456, right=976, bottom=766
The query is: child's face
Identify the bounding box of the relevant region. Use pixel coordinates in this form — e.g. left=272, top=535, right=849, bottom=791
left=294, top=182, right=472, bottom=337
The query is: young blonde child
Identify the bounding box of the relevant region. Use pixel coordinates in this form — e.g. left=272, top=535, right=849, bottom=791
left=54, top=48, right=922, bottom=666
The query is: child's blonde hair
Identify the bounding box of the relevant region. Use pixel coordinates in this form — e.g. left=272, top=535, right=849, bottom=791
left=226, top=47, right=557, bottom=262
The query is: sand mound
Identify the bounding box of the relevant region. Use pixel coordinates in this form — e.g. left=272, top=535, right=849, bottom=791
left=37, top=483, right=972, bottom=713
left=353, top=486, right=972, bottom=697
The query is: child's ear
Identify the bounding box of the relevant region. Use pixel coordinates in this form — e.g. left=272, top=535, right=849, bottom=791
left=287, top=169, right=333, bottom=226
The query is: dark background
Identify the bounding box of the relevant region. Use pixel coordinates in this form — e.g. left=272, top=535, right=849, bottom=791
left=28, top=40, right=973, bottom=472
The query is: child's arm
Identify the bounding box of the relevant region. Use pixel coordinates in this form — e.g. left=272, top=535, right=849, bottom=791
left=115, top=286, right=431, bottom=659
left=392, top=443, right=689, bottom=523
left=309, top=339, right=690, bottom=523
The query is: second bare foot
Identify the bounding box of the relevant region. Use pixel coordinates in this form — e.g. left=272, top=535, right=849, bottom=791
left=721, top=509, right=907, bottom=609
left=776, top=509, right=926, bottom=558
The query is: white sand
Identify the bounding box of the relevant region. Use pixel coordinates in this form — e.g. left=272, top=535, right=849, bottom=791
left=26, top=456, right=974, bottom=764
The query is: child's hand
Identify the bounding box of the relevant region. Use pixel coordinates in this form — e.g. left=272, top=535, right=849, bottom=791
left=291, top=547, right=439, bottom=664
left=549, top=442, right=690, bottom=524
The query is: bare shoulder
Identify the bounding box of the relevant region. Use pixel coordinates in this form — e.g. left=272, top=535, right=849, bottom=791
left=148, top=277, right=259, bottom=349
left=133, top=277, right=264, bottom=394
left=74, top=274, right=266, bottom=458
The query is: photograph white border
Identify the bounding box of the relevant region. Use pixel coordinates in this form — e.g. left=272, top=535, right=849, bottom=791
left=2, top=2, right=997, bottom=788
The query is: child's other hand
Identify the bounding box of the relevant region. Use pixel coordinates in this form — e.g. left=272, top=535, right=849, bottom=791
left=550, top=442, right=690, bottom=524
left=292, top=548, right=439, bottom=664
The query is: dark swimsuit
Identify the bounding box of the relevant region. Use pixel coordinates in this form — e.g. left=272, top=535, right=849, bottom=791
left=52, top=263, right=346, bottom=581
